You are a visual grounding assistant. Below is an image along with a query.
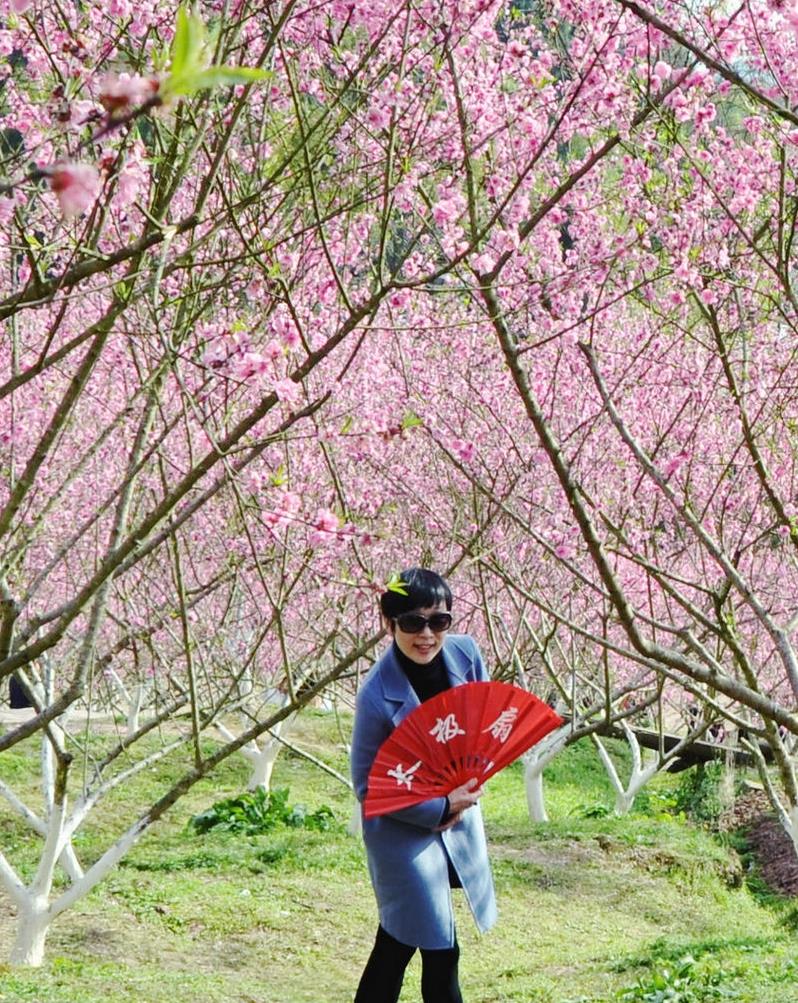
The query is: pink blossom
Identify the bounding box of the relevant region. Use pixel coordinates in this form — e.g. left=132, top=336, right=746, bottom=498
left=271, top=313, right=301, bottom=349
left=675, top=103, right=693, bottom=124
left=694, top=103, right=717, bottom=126
left=485, top=175, right=502, bottom=199
left=652, top=60, right=672, bottom=82
left=310, top=507, right=340, bottom=545
left=432, top=196, right=463, bottom=227
left=366, top=104, right=392, bottom=131
left=49, top=163, right=101, bottom=219
left=472, top=250, right=495, bottom=273
left=202, top=341, right=230, bottom=369
left=282, top=326, right=301, bottom=349
left=128, top=16, right=148, bottom=38
left=263, top=490, right=301, bottom=529
left=116, top=148, right=149, bottom=206
left=263, top=338, right=283, bottom=361
left=664, top=450, right=690, bottom=477
left=10, top=0, right=33, bottom=12
left=273, top=378, right=301, bottom=407
left=452, top=438, right=476, bottom=463
left=99, top=73, right=159, bottom=114
left=235, top=351, right=270, bottom=379
left=0, top=194, right=15, bottom=224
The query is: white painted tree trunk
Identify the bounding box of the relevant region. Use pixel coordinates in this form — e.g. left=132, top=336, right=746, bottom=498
left=2, top=807, right=149, bottom=967
left=348, top=800, right=362, bottom=836
left=744, top=737, right=798, bottom=862
left=215, top=711, right=291, bottom=792
left=1, top=791, right=67, bottom=967
left=0, top=778, right=84, bottom=881
left=613, top=781, right=649, bottom=817
left=10, top=897, right=51, bottom=967
left=127, top=683, right=146, bottom=736
left=0, top=730, right=186, bottom=966
left=787, top=806, right=798, bottom=858
left=593, top=727, right=658, bottom=816
left=525, top=765, right=549, bottom=822
left=245, top=736, right=281, bottom=791
left=757, top=783, right=798, bottom=860
left=524, top=728, right=568, bottom=823
left=57, top=843, right=84, bottom=882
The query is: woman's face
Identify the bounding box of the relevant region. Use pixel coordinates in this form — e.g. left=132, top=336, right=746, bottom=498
left=389, top=601, right=450, bottom=665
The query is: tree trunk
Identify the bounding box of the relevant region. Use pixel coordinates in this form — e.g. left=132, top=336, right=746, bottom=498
left=58, top=842, right=83, bottom=882
left=348, top=800, right=362, bottom=836
left=10, top=897, right=50, bottom=967
left=246, top=739, right=280, bottom=791
left=523, top=730, right=567, bottom=823
left=525, top=764, right=549, bottom=822
left=788, top=806, right=798, bottom=859
left=127, top=684, right=146, bottom=737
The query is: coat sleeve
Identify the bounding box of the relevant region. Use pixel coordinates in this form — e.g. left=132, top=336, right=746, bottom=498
left=448, top=634, right=490, bottom=683
left=351, top=686, right=448, bottom=831
left=471, top=637, right=490, bottom=683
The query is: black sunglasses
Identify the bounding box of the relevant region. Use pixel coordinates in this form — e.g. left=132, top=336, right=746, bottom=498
left=393, top=612, right=453, bottom=634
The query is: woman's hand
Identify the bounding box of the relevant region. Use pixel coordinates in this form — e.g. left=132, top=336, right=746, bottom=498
left=446, top=777, right=484, bottom=815
left=434, top=810, right=464, bottom=832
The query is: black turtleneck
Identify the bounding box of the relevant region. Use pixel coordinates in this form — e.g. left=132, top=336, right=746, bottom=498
left=392, top=642, right=458, bottom=851
left=393, top=643, right=450, bottom=703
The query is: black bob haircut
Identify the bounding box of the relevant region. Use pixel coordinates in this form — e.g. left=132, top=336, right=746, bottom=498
left=380, top=568, right=453, bottom=619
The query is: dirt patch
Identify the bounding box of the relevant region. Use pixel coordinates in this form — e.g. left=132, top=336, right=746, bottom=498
left=719, top=786, right=798, bottom=897
left=718, top=786, right=772, bottom=831
left=746, top=815, right=798, bottom=897
left=492, top=839, right=604, bottom=869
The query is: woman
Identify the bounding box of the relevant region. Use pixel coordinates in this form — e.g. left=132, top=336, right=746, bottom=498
left=350, top=568, right=497, bottom=1003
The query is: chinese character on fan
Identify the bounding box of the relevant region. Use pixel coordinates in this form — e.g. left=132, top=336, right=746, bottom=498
left=387, top=760, right=422, bottom=789
left=483, top=708, right=518, bottom=743
left=429, top=713, right=466, bottom=744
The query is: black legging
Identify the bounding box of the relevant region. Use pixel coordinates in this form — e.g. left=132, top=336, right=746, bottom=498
left=354, top=924, right=463, bottom=1003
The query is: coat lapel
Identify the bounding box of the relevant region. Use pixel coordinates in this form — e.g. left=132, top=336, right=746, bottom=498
left=441, top=641, right=469, bottom=687
left=380, top=637, right=471, bottom=727
left=379, top=643, right=420, bottom=727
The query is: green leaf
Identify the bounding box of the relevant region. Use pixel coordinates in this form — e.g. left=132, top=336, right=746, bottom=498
left=400, top=411, right=423, bottom=431
left=193, top=66, right=270, bottom=88
left=171, top=6, right=206, bottom=78
left=164, top=65, right=270, bottom=97
left=385, top=572, right=408, bottom=595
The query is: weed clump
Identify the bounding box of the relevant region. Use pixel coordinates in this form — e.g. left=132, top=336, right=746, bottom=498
left=188, top=787, right=334, bottom=836
left=674, top=763, right=730, bottom=826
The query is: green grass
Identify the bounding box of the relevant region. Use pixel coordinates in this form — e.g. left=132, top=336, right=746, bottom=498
left=0, top=711, right=796, bottom=1002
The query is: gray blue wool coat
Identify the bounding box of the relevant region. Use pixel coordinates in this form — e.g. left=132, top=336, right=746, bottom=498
left=350, top=634, right=498, bottom=949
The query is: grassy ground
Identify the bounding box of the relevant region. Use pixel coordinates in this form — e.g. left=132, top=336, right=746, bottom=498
left=0, top=710, right=796, bottom=1002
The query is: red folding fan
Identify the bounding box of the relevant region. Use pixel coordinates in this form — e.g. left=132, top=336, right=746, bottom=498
left=364, top=681, right=563, bottom=818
